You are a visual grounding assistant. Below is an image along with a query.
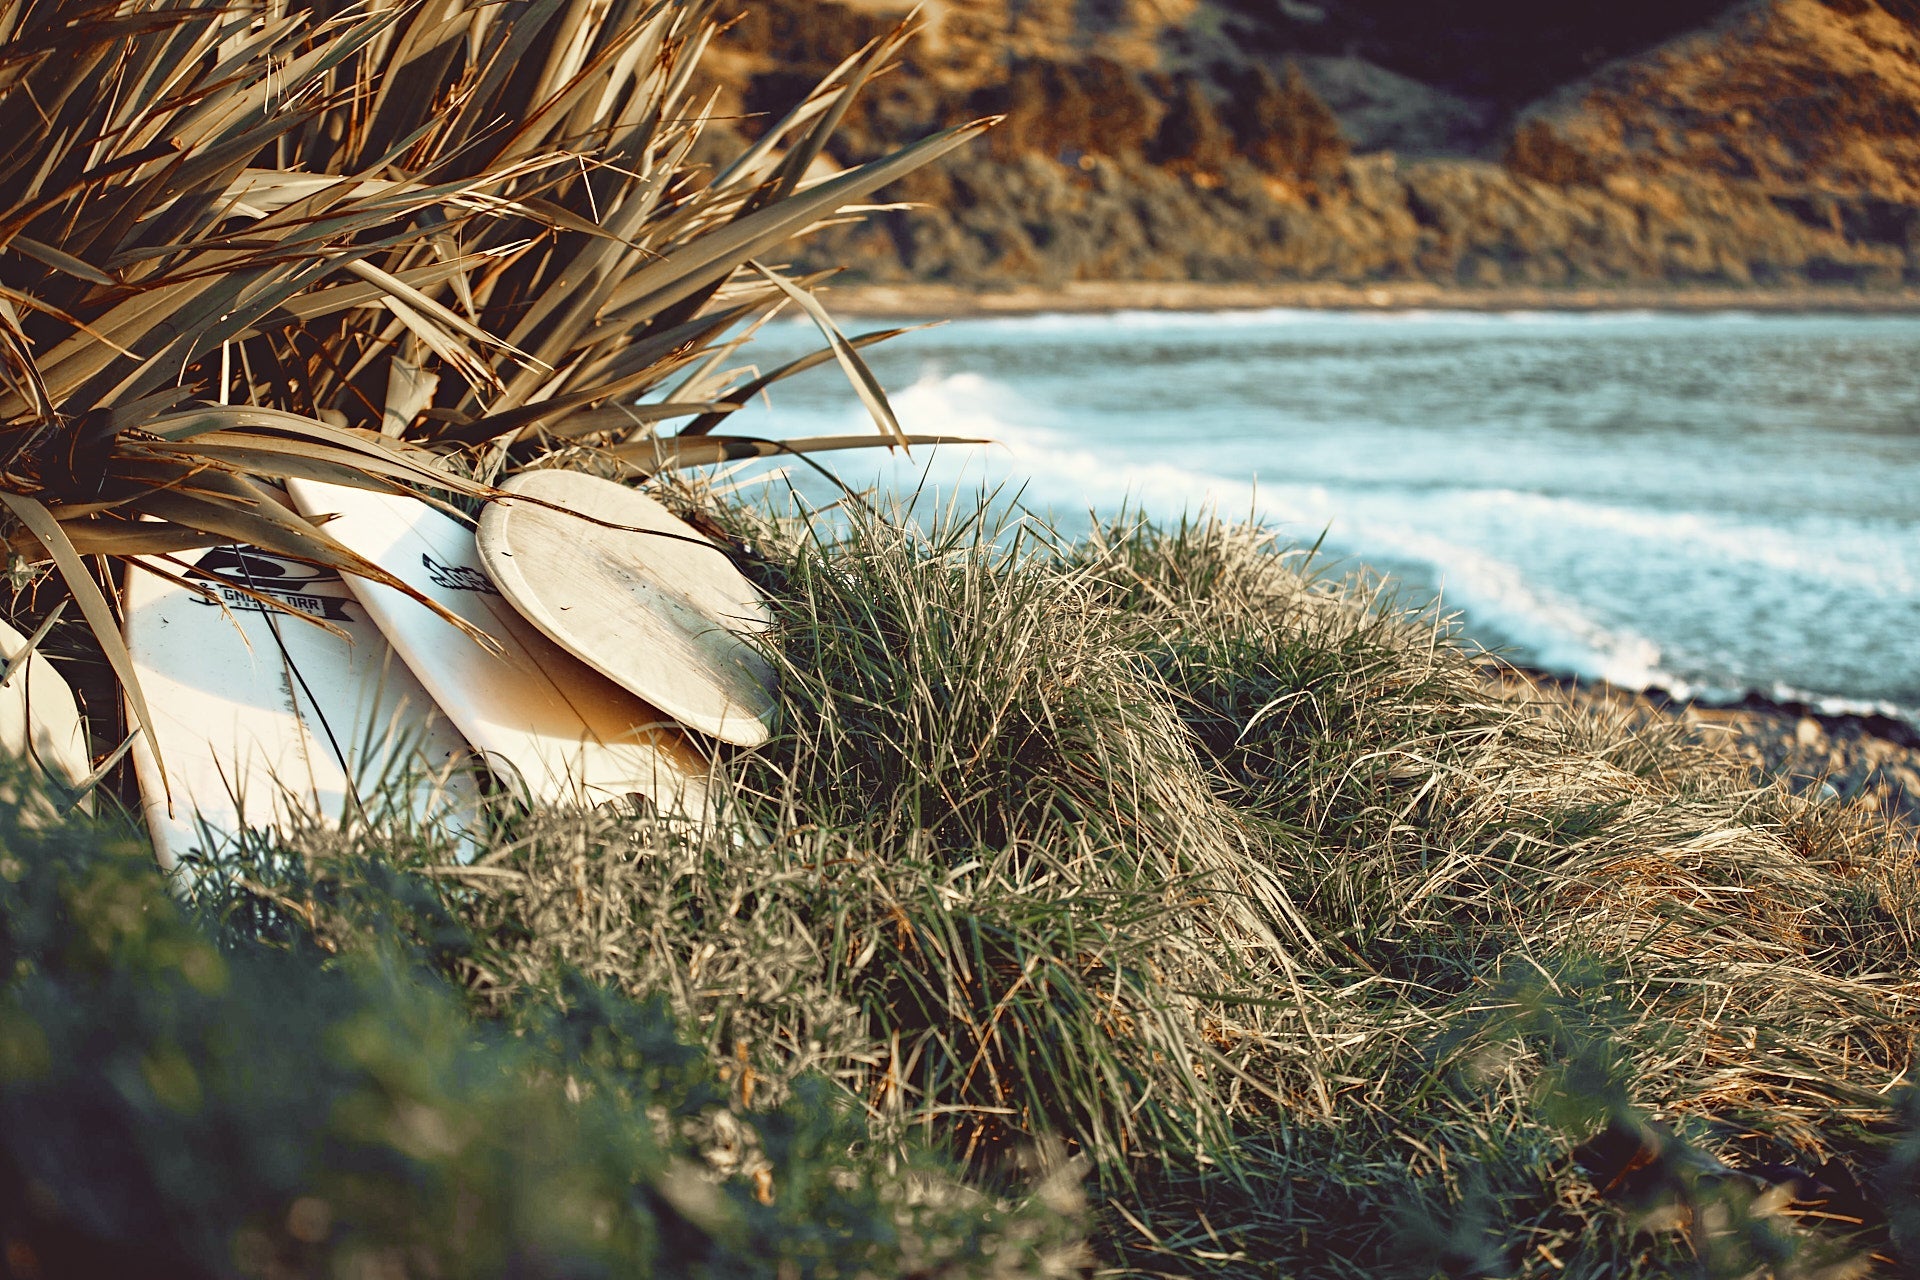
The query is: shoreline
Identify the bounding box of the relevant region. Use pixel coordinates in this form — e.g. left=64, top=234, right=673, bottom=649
left=822, top=280, right=1920, bottom=318
left=811, top=276, right=1920, bottom=827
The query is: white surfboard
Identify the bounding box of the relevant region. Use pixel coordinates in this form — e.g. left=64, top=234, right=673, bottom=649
left=475, top=470, right=778, bottom=748
left=125, top=544, right=481, bottom=871
left=282, top=477, right=711, bottom=817
left=0, top=616, right=93, bottom=815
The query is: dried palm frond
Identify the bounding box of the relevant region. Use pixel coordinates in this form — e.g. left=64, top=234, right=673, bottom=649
left=0, top=0, right=992, bottom=753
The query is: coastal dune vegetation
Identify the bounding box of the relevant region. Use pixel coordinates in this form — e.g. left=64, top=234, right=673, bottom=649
left=0, top=0, right=1916, bottom=1276
left=8, top=500, right=1919, bottom=1276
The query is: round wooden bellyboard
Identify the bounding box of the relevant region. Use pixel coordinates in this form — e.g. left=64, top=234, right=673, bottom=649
left=283, top=478, right=712, bottom=818
left=476, top=470, right=777, bottom=748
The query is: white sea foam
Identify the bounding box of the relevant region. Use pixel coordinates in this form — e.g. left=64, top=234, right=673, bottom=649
left=857, top=371, right=1683, bottom=692
left=734, top=313, right=1920, bottom=722
left=1756, top=683, right=1920, bottom=723
left=1445, top=489, right=1916, bottom=595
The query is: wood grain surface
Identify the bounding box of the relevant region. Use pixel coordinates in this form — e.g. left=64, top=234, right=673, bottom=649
left=477, top=470, right=777, bottom=748
left=285, top=478, right=711, bottom=817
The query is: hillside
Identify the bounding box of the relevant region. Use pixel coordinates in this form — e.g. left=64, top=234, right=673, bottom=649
left=702, top=0, right=1920, bottom=291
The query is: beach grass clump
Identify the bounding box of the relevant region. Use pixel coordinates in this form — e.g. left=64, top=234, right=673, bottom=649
left=178, top=496, right=1920, bottom=1275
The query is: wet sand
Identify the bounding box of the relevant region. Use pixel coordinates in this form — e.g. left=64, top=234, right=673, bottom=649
left=822, top=280, right=1920, bottom=318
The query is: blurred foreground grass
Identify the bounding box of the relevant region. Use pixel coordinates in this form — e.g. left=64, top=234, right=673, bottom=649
left=6, top=497, right=1920, bottom=1278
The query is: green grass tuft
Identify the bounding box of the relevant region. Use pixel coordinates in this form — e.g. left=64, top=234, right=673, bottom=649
left=0, top=787, right=1085, bottom=1278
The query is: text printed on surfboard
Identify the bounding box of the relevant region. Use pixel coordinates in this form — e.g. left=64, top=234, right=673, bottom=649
left=422, top=552, right=499, bottom=595
left=190, top=548, right=353, bottom=622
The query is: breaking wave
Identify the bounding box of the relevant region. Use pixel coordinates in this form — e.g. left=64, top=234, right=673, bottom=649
left=735, top=310, right=1920, bottom=725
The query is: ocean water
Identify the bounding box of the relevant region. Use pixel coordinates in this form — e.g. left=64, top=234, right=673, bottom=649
left=712, top=309, right=1920, bottom=721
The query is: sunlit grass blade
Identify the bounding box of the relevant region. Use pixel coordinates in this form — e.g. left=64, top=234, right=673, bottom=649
left=628, top=432, right=990, bottom=472
left=0, top=491, right=163, bottom=781
left=747, top=261, right=907, bottom=448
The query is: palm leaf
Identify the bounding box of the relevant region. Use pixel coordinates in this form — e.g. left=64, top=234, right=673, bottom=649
left=0, top=492, right=163, bottom=780
left=627, top=433, right=992, bottom=473
left=0, top=0, right=994, bottom=823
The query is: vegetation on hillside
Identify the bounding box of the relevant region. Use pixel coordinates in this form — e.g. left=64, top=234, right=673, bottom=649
left=709, top=0, right=1920, bottom=289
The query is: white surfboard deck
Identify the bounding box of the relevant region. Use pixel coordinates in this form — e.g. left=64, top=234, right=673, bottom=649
left=283, top=477, right=711, bottom=817
left=125, top=544, right=481, bottom=871
left=475, top=470, right=778, bottom=748
left=0, top=616, right=93, bottom=815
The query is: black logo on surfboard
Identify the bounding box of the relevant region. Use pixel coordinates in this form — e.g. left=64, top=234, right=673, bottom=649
left=422, top=552, right=499, bottom=595
left=190, top=547, right=354, bottom=621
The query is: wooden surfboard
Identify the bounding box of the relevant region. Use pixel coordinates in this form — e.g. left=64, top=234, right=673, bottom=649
left=475, top=470, right=778, bottom=748
left=0, top=616, right=93, bottom=815
left=124, top=544, right=480, bottom=871
left=282, top=477, right=711, bottom=816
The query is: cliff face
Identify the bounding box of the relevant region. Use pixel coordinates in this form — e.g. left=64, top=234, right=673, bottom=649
left=1512, top=0, right=1920, bottom=203
left=706, top=0, right=1920, bottom=289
